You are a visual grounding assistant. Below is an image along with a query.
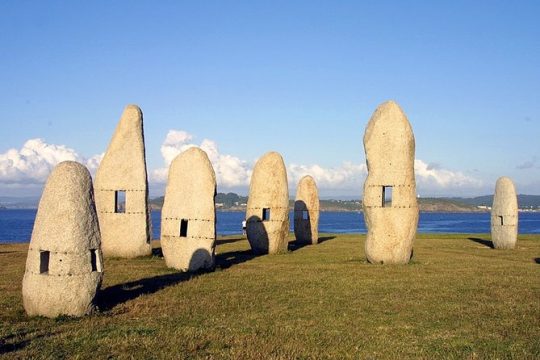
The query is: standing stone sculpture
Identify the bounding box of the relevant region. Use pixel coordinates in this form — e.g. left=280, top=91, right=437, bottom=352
left=161, top=147, right=217, bottom=271
left=246, top=152, right=290, bottom=254
left=94, top=105, right=151, bottom=258
left=294, top=175, right=320, bottom=244
left=362, top=101, right=418, bottom=264
left=491, top=177, right=518, bottom=249
left=22, top=161, right=103, bottom=317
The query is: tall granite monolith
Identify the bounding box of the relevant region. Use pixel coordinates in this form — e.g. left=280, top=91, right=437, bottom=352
left=294, top=175, right=319, bottom=244
left=362, top=101, right=418, bottom=264
left=94, top=105, right=151, bottom=258
left=22, top=161, right=103, bottom=317
left=246, top=152, right=289, bottom=254
left=491, top=177, right=518, bottom=249
left=161, top=147, right=217, bottom=271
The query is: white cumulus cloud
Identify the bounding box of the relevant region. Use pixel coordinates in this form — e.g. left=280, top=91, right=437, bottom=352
left=288, top=162, right=367, bottom=190
left=0, top=138, right=102, bottom=184
left=151, top=130, right=251, bottom=187
left=414, top=159, right=483, bottom=195
left=0, top=134, right=487, bottom=197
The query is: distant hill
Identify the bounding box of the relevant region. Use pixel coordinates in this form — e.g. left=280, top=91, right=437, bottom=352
left=447, top=195, right=540, bottom=210
left=0, top=196, right=40, bottom=209
left=2, top=193, right=538, bottom=211
left=149, top=192, right=540, bottom=212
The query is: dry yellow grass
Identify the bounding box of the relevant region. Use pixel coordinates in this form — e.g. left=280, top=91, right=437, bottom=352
left=1, top=233, right=539, bottom=359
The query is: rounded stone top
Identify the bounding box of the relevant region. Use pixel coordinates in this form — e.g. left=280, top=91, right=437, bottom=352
left=364, top=100, right=413, bottom=143
left=179, top=146, right=210, bottom=160
left=494, top=176, right=517, bottom=199
left=298, top=175, right=318, bottom=191
left=119, top=104, right=143, bottom=127
left=31, top=160, right=99, bottom=252
left=493, top=176, right=517, bottom=213
left=46, top=161, right=93, bottom=193
left=363, top=100, right=415, bottom=175
left=295, top=175, right=319, bottom=210
left=169, top=146, right=216, bottom=184
left=496, top=176, right=515, bottom=189
left=248, top=151, right=288, bottom=208
left=53, top=160, right=90, bottom=176
left=253, top=151, right=287, bottom=178
left=260, top=151, right=284, bottom=162
left=124, top=104, right=142, bottom=115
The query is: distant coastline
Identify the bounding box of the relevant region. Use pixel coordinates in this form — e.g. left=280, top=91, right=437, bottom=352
left=2, top=193, right=540, bottom=213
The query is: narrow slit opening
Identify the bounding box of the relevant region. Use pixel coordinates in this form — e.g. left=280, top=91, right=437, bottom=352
left=90, top=249, right=102, bottom=272
left=180, top=219, right=188, bottom=237
left=262, top=208, right=270, bottom=221
left=499, top=215, right=504, bottom=226
left=115, top=190, right=126, bottom=213
left=382, top=186, right=393, bottom=207
left=302, top=210, right=309, bottom=220
left=40, top=250, right=50, bottom=274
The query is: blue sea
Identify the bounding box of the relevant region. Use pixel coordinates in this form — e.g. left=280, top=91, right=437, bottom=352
left=1, top=209, right=539, bottom=243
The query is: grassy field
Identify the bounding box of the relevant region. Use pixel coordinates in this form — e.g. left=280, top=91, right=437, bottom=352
left=1, top=233, right=539, bottom=359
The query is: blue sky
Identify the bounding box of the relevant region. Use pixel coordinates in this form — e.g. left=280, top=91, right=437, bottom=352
left=0, top=1, right=539, bottom=197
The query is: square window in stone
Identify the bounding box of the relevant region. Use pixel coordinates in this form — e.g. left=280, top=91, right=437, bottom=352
left=382, top=186, right=393, bottom=207
left=262, top=208, right=270, bottom=221
left=302, top=210, right=309, bottom=220
left=180, top=219, right=188, bottom=237
left=40, top=250, right=50, bottom=274
left=115, top=190, right=126, bottom=213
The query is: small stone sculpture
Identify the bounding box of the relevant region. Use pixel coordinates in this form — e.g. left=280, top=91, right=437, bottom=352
left=491, top=177, right=518, bottom=249
left=362, top=101, right=418, bottom=264
left=294, top=175, right=319, bottom=244
left=94, top=105, right=151, bottom=258
left=22, top=161, right=103, bottom=317
left=246, top=152, right=289, bottom=254
left=161, top=147, right=217, bottom=271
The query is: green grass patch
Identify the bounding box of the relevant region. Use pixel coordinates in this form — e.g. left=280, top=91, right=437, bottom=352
left=1, top=233, right=539, bottom=358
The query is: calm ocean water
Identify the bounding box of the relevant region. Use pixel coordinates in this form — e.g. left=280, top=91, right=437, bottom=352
left=1, top=209, right=539, bottom=243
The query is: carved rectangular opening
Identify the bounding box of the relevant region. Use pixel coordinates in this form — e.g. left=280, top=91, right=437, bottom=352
left=115, top=190, right=126, bottom=213
left=40, top=250, right=50, bottom=274
left=382, top=186, right=393, bottom=207
left=262, top=208, right=270, bottom=222
left=90, top=249, right=102, bottom=272
left=499, top=216, right=504, bottom=226
left=180, top=219, right=188, bottom=237
left=302, top=210, right=309, bottom=220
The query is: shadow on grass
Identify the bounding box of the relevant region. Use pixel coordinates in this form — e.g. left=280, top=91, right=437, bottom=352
left=215, top=250, right=258, bottom=270
left=0, top=330, right=57, bottom=355
left=216, top=237, right=245, bottom=245
left=288, top=240, right=311, bottom=252
left=318, top=236, right=336, bottom=244
left=534, top=258, right=540, bottom=264
left=97, top=272, right=199, bottom=311
left=288, top=236, right=337, bottom=252
left=467, top=237, right=494, bottom=248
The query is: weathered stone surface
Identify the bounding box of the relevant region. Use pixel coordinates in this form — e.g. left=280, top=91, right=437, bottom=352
left=22, top=161, right=103, bottom=317
left=362, top=101, right=418, bottom=264
left=491, top=177, right=518, bottom=249
left=246, top=152, right=289, bottom=254
left=294, top=175, right=319, bottom=244
left=94, top=105, right=151, bottom=258
left=161, top=147, right=217, bottom=271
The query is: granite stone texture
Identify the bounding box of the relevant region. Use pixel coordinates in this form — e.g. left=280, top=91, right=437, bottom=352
left=161, top=147, right=217, bottom=271
left=362, top=101, right=418, bottom=264
left=22, top=161, right=103, bottom=317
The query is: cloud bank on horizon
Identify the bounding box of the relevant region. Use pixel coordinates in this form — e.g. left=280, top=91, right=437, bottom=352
left=0, top=130, right=489, bottom=197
